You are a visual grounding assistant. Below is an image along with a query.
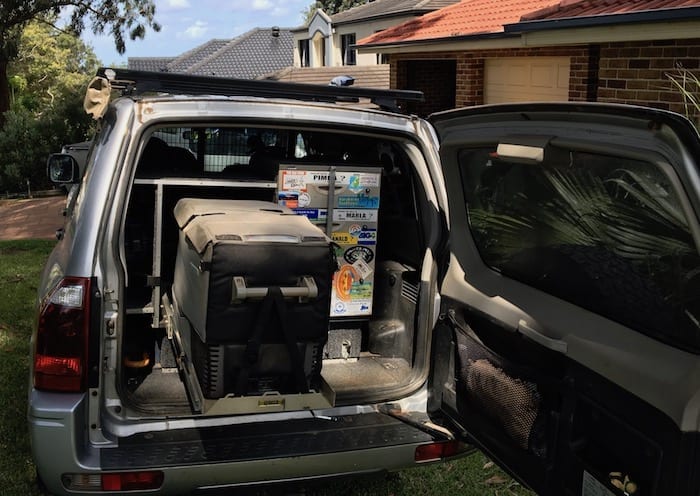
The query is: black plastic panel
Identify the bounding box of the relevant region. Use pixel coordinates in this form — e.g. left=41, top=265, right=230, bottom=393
left=101, top=413, right=434, bottom=470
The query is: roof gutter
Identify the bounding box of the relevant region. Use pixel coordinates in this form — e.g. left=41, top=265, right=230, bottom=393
left=357, top=31, right=520, bottom=51
left=507, top=6, right=700, bottom=32
left=334, top=10, right=434, bottom=27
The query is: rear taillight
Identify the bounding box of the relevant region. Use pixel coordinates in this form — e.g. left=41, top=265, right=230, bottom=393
left=63, top=471, right=164, bottom=492
left=102, top=471, right=164, bottom=491
left=34, top=277, right=91, bottom=392
left=415, top=440, right=464, bottom=462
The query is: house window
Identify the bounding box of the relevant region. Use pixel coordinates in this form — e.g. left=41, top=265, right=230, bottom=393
left=341, top=33, right=356, bottom=66
left=298, top=39, right=310, bottom=67
left=376, top=53, right=389, bottom=64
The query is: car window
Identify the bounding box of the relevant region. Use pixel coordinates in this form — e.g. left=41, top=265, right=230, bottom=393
left=150, top=127, right=287, bottom=173
left=459, top=147, right=700, bottom=352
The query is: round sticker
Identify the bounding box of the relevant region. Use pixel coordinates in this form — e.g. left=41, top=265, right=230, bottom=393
left=348, top=224, right=362, bottom=237
left=334, top=265, right=358, bottom=301
left=344, top=246, right=374, bottom=264
left=298, top=192, right=311, bottom=207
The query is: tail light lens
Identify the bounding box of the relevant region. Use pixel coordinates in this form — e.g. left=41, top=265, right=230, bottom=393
left=415, top=440, right=464, bottom=462
left=102, top=471, right=164, bottom=491
left=63, top=471, right=164, bottom=492
left=34, top=277, right=91, bottom=392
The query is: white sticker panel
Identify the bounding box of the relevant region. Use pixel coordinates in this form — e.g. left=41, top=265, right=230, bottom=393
left=352, top=258, right=373, bottom=281
left=280, top=170, right=380, bottom=190
left=332, top=209, right=379, bottom=222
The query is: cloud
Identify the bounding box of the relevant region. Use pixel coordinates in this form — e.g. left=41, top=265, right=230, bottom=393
left=246, top=0, right=296, bottom=19
left=181, top=20, right=208, bottom=39
left=251, top=0, right=273, bottom=10
left=165, top=0, right=191, bottom=8
left=270, top=7, right=289, bottom=17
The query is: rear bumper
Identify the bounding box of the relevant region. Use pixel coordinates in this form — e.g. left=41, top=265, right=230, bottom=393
left=29, top=391, right=439, bottom=495
left=28, top=389, right=95, bottom=494
left=132, top=445, right=419, bottom=494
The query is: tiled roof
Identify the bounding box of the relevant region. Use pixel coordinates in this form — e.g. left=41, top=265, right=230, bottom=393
left=127, top=57, right=176, bottom=72
left=187, top=28, right=293, bottom=79
left=331, top=0, right=461, bottom=23
left=359, top=0, right=560, bottom=45
left=522, top=0, right=700, bottom=21
left=166, top=39, right=230, bottom=73
left=127, top=28, right=292, bottom=79
left=359, top=0, right=700, bottom=45
left=263, top=64, right=390, bottom=88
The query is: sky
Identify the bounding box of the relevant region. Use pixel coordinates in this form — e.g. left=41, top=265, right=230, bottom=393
left=74, top=0, right=313, bottom=65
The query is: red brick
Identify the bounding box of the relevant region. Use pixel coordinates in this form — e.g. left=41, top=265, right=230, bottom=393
left=615, top=89, right=637, bottom=99
left=617, top=48, right=641, bottom=58
left=663, top=47, right=689, bottom=57
left=605, top=79, right=627, bottom=89
left=626, top=80, right=648, bottom=90
left=637, top=69, right=663, bottom=79
left=640, top=47, right=664, bottom=57
left=629, top=59, right=650, bottom=69
left=617, top=69, right=639, bottom=79
left=606, top=59, right=627, bottom=69
left=598, top=88, right=616, bottom=98
left=676, top=59, right=700, bottom=69
left=661, top=91, right=686, bottom=103
left=636, top=90, right=660, bottom=101
left=650, top=58, right=675, bottom=69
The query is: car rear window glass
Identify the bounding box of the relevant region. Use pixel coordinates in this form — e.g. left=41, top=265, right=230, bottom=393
left=149, top=127, right=288, bottom=173
left=459, top=147, right=700, bottom=352
left=138, top=126, right=392, bottom=178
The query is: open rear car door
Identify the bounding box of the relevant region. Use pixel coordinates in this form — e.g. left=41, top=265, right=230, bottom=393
left=428, top=104, right=700, bottom=496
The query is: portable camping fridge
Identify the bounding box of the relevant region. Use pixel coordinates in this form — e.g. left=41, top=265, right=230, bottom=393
left=171, top=198, right=334, bottom=397
left=277, top=165, right=381, bottom=318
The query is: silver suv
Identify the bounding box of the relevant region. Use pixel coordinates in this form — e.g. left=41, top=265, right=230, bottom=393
left=33, top=68, right=700, bottom=495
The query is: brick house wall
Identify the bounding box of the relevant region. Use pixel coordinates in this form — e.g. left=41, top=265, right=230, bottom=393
left=390, top=46, right=594, bottom=115
left=598, top=39, right=700, bottom=121
left=389, top=38, right=700, bottom=119
left=401, top=59, right=456, bottom=115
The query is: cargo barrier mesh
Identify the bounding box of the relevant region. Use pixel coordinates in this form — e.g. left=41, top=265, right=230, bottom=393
left=455, top=327, right=547, bottom=456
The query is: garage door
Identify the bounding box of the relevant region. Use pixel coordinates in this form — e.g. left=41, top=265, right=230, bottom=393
left=484, top=57, right=570, bottom=104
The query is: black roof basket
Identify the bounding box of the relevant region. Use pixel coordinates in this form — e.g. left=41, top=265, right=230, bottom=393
left=96, top=67, right=424, bottom=113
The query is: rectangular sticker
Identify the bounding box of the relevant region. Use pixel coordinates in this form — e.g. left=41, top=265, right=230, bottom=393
left=352, top=258, right=373, bottom=281
left=333, top=209, right=378, bottom=222
left=292, top=208, right=327, bottom=221
left=278, top=191, right=298, bottom=208
left=280, top=170, right=381, bottom=190
left=582, top=471, right=616, bottom=496
left=337, top=195, right=380, bottom=209
left=331, top=232, right=355, bottom=245
left=280, top=170, right=307, bottom=191
left=330, top=259, right=375, bottom=317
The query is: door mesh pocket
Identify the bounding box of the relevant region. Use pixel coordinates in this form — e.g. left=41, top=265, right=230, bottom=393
left=455, top=328, right=547, bottom=456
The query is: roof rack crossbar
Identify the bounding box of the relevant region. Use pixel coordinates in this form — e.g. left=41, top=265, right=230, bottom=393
left=96, top=67, right=424, bottom=112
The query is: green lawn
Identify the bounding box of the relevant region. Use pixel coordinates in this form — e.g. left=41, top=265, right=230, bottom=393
left=0, top=239, right=531, bottom=496
left=0, top=240, right=55, bottom=496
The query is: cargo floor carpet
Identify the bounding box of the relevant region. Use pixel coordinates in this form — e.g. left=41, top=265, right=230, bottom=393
left=321, top=356, right=410, bottom=394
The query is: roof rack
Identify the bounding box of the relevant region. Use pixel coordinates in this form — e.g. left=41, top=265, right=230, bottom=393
left=96, top=67, right=424, bottom=113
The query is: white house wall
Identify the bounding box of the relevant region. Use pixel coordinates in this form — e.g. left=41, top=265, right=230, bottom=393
left=293, top=14, right=419, bottom=67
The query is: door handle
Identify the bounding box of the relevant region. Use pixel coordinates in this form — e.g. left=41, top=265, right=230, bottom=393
left=517, top=320, right=567, bottom=354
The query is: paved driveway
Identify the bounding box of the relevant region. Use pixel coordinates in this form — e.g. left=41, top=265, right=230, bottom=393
left=0, top=195, right=66, bottom=240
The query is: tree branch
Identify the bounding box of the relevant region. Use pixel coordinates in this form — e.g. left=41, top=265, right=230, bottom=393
left=4, top=1, right=76, bottom=30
